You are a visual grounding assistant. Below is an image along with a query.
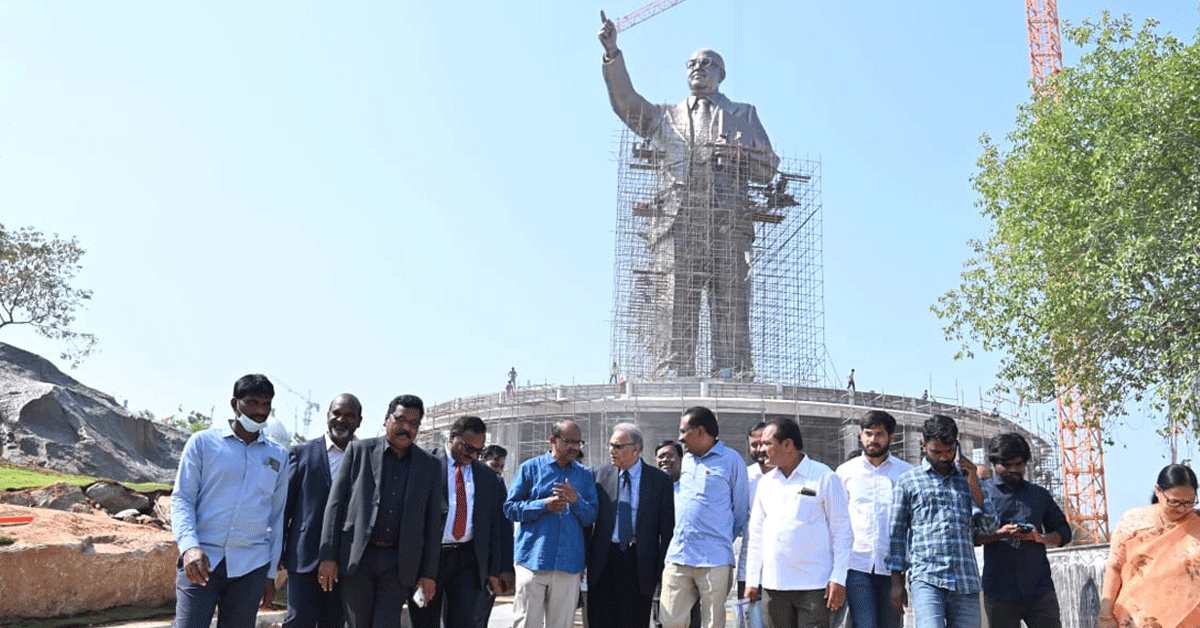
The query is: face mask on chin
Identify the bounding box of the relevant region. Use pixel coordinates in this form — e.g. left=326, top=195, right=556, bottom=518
left=237, top=413, right=267, bottom=433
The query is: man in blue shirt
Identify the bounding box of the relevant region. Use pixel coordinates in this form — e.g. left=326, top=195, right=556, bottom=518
left=661, top=406, right=750, bottom=628
left=172, top=374, right=289, bottom=628
left=974, top=432, right=1070, bottom=628
left=504, top=419, right=599, bottom=628
left=886, top=414, right=995, bottom=628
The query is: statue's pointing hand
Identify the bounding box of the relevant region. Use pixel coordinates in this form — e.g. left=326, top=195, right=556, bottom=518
left=598, top=10, right=619, bottom=58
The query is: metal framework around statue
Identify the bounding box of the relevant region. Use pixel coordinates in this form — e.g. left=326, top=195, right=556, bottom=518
left=609, top=128, right=824, bottom=386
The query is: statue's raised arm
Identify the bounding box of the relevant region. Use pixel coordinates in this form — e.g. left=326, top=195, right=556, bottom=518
left=599, top=12, right=661, bottom=140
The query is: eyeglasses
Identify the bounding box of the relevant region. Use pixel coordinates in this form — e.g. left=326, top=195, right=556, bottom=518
left=460, top=442, right=483, bottom=457
left=559, top=438, right=585, bottom=448
left=686, top=57, right=716, bottom=70
left=388, top=415, right=421, bottom=429
left=608, top=442, right=635, bottom=450
left=1163, top=496, right=1197, bottom=508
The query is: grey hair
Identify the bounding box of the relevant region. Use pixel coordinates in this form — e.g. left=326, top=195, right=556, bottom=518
left=612, top=422, right=644, bottom=451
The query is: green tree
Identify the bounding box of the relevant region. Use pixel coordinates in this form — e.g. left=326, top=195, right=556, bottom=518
left=163, top=408, right=213, bottom=433
left=934, top=13, right=1200, bottom=433
left=0, top=224, right=96, bottom=365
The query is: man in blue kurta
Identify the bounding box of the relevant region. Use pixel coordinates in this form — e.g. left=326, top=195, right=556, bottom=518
left=504, top=419, right=599, bottom=628
left=172, top=374, right=289, bottom=628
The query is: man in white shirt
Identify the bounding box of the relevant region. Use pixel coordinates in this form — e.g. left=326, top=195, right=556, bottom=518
left=745, top=417, right=852, bottom=628
left=836, top=411, right=914, bottom=628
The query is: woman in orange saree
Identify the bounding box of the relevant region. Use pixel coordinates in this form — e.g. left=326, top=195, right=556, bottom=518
left=1098, top=464, right=1200, bottom=628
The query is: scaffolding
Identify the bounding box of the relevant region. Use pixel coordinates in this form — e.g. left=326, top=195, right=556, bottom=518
left=609, top=128, right=824, bottom=386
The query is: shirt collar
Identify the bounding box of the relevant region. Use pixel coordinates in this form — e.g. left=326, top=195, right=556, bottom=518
left=619, top=460, right=643, bottom=482
left=920, top=456, right=962, bottom=477
left=219, top=418, right=260, bottom=444
left=325, top=432, right=352, bottom=453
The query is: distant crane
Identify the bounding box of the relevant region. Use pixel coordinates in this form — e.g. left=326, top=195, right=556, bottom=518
left=1024, top=0, right=1110, bottom=544
left=276, top=378, right=320, bottom=445
left=606, top=0, right=694, bottom=32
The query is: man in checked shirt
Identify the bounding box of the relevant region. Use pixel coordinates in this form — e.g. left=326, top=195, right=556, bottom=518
left=886, top=415, right=996, bottom=628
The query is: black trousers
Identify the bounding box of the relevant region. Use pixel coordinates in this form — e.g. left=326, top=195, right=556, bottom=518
left=589, top=543, right=654, bottom=628
left=410, top=542, right=483, bottom=628
left=283, top=569, right=345, bottom=628
left=341, top=545, right=408, bottom=628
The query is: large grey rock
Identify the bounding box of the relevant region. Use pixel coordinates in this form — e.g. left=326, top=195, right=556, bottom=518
left=0, top=342, right=188, bottom=483
left=0, top=481, right=89, bottom=511
left=86, top=481, right=151, bottom=514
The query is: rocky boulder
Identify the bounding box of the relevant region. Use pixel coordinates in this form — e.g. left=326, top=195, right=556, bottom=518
left=0, top=481, right=90, bottom=512
left=0, top=503, right=177, bottom=618
left=0, top=342, right=188, bottom=483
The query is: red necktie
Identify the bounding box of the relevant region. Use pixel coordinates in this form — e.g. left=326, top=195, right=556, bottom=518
left=453, top=465, right=467, bottom=540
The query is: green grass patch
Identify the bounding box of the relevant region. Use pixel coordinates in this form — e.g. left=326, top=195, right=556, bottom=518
left=3, top=603, right=176, bottom=628
left=0, top=534, right=14, bottom=545
left=0, top=461, right=171, bottom=493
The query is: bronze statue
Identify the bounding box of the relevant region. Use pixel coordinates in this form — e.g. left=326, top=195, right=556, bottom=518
left=599, top=16, right=779, bottom=378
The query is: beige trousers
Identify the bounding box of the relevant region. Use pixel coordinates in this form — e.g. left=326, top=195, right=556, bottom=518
left=512, top=565, right=580, bottom=628
left=660, top=562, right=734, bottom=628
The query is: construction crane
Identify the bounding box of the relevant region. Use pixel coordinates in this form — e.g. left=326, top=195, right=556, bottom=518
left=1024, top=0, right=1110, bottom=544
left=607, top=0, right=694, bottom=32
left=276, top=378, right=320, bottom=445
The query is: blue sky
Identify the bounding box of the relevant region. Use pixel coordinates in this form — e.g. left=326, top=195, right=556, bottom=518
left=1, top=1, right=1197, bottom=523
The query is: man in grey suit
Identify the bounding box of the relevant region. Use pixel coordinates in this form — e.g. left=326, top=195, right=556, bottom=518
left=411, top=415, right=513, bottom=628
left=318, top=394, right=443, bottom=628
left=598, top=14, right=779, bottom=379
left=588, top=422, right=675, bottom=628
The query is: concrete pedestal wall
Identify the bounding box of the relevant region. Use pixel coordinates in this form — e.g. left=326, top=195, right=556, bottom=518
left=420, top=382, right=1046, bottom=485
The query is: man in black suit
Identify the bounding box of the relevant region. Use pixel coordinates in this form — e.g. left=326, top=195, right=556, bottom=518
left=411, top=415, right=514, bottom=628
left=318, top=394, right=443, bottom=628
left=588, top=422, right=675, bottom=628
left=281, top=393, right=363, bottom=628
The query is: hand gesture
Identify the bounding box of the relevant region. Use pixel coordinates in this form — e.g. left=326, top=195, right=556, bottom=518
left=318, top=559, right=339, bottom=592
left=182, top=547, right=211, bottom=586
left=598, top=11, right=619, bottom=58
left=554, top=479, right=578, bottom=504
left=825, top=582, right=845, bottom=610
left=416, top=577, right=436, bottom=603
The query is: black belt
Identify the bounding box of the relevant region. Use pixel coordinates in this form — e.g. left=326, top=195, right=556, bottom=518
left=370, top=540, right=396, bottom=548
left=442, top=540, right=474, bottom=551
left=611, top=540, right=635, bottom=552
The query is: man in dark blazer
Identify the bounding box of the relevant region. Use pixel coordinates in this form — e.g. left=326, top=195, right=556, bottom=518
left=281, top=393, right=363, bottom=628
left=318, top=394, right=444, bottom=628
left=588, top=422, right=675, bottom=628
left=411, top=415, right=514, bottom=628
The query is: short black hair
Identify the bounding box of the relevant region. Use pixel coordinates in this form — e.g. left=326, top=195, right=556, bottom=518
left=386, top=394, right=425, bottom=419
left=682, top=406, right=719, bottom=438
left=859, top=410, right=896, bottom=435
left=987, top=432, right=1031, bottom=464
left=451, top=415, right=486, bottom=437
left=747, top=421, right=767, bottom=437
left=922, top=414, right=958, bottom=445
left=481, top=444, right=507, bottom=461
left=765, top=417, right=803, bottom=451
left=656, top=440, right=682, bottom=457
left=233, top=374, right=274, bottom=399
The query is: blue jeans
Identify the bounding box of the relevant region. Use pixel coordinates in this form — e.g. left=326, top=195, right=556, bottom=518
left=909, top=581, right=980, bottom=628
left=174, top=559, right=268, bottom=628
left=844, top=570, right=902, bottom=628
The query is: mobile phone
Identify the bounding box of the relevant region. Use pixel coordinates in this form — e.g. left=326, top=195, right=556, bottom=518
left=1015, top=523, right=1034, bottom=533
